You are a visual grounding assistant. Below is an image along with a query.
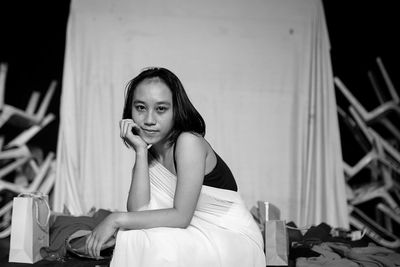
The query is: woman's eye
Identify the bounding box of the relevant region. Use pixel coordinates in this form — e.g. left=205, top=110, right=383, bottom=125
left=157, top=106, right=168, bottom=112
left=135, top=105, right=146, bottom=111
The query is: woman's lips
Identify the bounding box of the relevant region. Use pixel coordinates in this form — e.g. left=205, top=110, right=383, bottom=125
left=142, top=129, right=158, bottom=135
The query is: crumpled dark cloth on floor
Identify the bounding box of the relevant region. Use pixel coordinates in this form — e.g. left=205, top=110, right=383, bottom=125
left=40, top=209, right=112, bottom=261
left=328, top=242, right=400, bottom=267
left=297, top=242, right=400, bottom=267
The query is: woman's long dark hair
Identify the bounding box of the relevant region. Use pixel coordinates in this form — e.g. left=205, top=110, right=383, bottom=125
left=123, top=67, right=205, bottom=145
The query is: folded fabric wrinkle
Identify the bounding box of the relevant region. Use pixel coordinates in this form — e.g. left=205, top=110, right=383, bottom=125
left=323, top=242, right=400, bottom=267
left=40, top=209, right=112, bottom=261
left=296, top=243, right=359, bottom=267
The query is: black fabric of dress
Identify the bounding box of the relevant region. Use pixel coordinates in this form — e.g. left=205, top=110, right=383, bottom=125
left=203, top=153, right=238, bottom=191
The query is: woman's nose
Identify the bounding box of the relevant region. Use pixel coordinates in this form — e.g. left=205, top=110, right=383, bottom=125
left=144, top=111, right=156, bottom=125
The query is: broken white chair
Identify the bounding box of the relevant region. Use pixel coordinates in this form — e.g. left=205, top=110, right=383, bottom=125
left=337, top=106, right=371, bottom=154
left=341, top=150, right=400, bottom=181
left=0, top=63, right=57, bottom=129
left=375, top=57, right=399, bottom=104
left=335, top=75, right=400, bottom=142
left=3, top=113, right=55, bottom=149
left=349, top=205, right=400, bottom=249
left=349, top=106, right=400, bottom=179
left=0, top=64, right=7, bottom=110
left=0, top=152, right=54, bottom=195
left=0, top=146, right=32, bottom=182
left=348, top=105, right=400, bottom=193
left=367, top=57, right=400, bottom=141
left=350, top=184, right=400, bottom=213
left=368, top=57, right=399, bottom=105
left=0, top=145, right=30, bottom=160
left=337, top=106, right=397, bottom=181
left=346, top=106, right=400, bottom=235
left=339, top=108, right=400, bottom=234
left=0, top=113, right=54, bottom=180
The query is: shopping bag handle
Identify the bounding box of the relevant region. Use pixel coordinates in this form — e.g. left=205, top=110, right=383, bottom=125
left=17, top=192, right=51, bottom=227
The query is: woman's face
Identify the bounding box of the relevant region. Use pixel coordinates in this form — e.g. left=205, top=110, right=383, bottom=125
left=131, top=78, right=174, bottom=145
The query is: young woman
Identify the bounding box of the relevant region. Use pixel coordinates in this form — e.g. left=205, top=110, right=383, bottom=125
left=86, top=67, right=266, bottom=266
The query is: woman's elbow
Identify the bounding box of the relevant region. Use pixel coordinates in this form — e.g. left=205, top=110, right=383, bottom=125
left=177, top=221, right=190, bottom=229
left=175, top=213, right=192, bottom=228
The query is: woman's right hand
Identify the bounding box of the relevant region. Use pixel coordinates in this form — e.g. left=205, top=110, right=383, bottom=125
left=119, top=119, right=148, bottom=152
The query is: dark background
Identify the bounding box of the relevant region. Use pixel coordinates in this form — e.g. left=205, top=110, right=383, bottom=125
left=0, top=0, right=399, bottom=161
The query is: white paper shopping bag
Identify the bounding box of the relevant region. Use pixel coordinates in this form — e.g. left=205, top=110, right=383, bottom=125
left=9, top=192, right=50, bottom=264
left=265, top=220, right=289, bottom=266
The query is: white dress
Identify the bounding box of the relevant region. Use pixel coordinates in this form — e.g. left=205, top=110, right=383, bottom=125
left=110, top=157, right=266, bottom=267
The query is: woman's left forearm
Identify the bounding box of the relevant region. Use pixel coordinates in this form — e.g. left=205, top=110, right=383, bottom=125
left=111, top=208, right=192, bottom=230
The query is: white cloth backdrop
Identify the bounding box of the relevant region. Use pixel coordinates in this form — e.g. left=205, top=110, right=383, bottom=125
left=54, top=0, right=349, bottom=228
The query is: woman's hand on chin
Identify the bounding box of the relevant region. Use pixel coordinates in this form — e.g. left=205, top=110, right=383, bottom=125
left=120, top=119, right=148, bottom=152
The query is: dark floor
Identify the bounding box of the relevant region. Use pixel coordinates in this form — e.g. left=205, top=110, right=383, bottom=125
left=0, top=237, right=110, bottom=267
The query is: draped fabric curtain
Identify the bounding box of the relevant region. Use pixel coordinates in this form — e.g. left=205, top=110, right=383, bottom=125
left=54, top=0, right=349, bottom=228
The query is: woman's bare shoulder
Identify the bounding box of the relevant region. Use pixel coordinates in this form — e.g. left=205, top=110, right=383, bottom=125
left=175, top=132, right=216, bottom=173
left=175, top=132, right=209, bottom=153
